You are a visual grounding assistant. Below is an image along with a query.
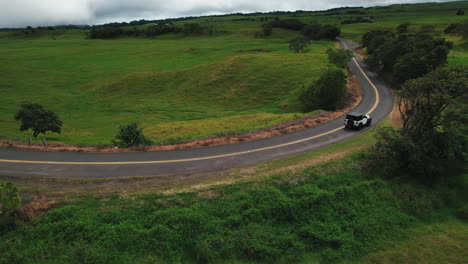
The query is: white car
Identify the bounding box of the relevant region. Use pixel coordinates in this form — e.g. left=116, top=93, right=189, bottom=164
left=344, top=112, right=372, bottom=129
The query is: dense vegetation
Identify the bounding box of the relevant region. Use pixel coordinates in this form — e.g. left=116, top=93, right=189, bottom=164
left=362, top=27, right=453, bottom=82
left=372, top=65, right=467, bottom=180
left=1, top=150, right=465, bottom=263
left=300, top=67, right=347, bottom=111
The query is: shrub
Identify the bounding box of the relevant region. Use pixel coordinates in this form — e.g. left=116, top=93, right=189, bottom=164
left=113, top=123, right=151, bottom=148
left=0, top=182, right=22, bottom=215
left=261, top=23, right=273, bottom=36
left=327, top=48, right=353, bottom=68
left=301, top=67, right=347, bottom=111
left=289, top=37, right=310, bottom=53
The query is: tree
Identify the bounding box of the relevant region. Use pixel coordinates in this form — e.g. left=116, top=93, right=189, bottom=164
left=372, top=66, right=468, bottom=180
left=396, top=22, right=411, bottom=34
left=327, top=48, right=353, bottom=68
left=261, top=24, right=273, bottom=36
left=289, top=37, right=310, bottom=53
left=113, top=123, right=151, bottom=148
left=271, top=19, right=305, bottom=31
left=362, top=28, right=453, bottom=83
left=14, top=103, right=62, bottom=137
left=0, top=182, right=22, bottom=215
left=300, top=67, right=347, bottom=111
left=302, top=24, right=341, bottom=40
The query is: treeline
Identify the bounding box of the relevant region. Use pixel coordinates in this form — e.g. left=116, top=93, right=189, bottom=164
left=267, top=19, right=340, bottom=40
left=87, top=23, right=224, bottom=39
left=341, top=17, right=373, bottom=24
left=444, top=20, right=468, bottom=38
left=362, top=25, right=453, bottom=82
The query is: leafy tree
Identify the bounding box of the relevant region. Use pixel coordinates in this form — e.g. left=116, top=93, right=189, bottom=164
left=396, top=22, right=411, bottom=34
left=444, top=23, right=460, bottom=34
left=14, top=103, right=62, bottom=137
left=361, top=30, right=394, bottom=54
left=261, top=24, right=273, bottom=36
left=393, top=36, right=453, bottom=82
left=271, top=19, right=305, bottom=30
left=87, top=27, right=123, bottom=39
left=183, top=23, right=204, bottom=35
left=302, top=24, right=340, bottom=40
left=289, top=37, right=310, bottom=53
left=301, top=67, right=347, bottom=111
left=327, top=48, right=353, bottom=68
left=372, top=66, right=468, bottom=180
left=0, top=182, right=22, bottom=215
left=113, top=123, right=151, bottom=148
left=362, top=28, right=453, bottom=82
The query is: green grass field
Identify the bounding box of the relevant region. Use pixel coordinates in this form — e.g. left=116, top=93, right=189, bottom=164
left=0, top=29, right=331, bottom=145
left=0, top=1, right=467, bottom=146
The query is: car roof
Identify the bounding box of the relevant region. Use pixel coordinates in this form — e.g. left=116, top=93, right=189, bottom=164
left=347, top=112, right=365, bottom=117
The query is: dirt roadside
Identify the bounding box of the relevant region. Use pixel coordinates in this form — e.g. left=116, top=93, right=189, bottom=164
left=0, top=70, right=363, bottom=153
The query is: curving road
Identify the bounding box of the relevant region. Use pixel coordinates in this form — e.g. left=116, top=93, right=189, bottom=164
left=0, top=40, right=393, bottom=179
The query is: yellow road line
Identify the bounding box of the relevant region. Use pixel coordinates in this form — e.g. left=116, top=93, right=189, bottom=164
left=340, top=39, right=380, bottom=115
left=0, top=41, right=381, bottom=165
left=0, top=127, right=343, bottom=165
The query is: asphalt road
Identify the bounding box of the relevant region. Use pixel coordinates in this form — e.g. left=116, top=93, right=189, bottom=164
left=0, top=40, right=393, bottom=179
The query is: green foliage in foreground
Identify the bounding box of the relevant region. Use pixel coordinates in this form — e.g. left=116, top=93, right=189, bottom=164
left=0, top=182, right=22, bottom=215
left=1, top=153, right=465, bottom=264
left=372, top=66, right=467, bottom=180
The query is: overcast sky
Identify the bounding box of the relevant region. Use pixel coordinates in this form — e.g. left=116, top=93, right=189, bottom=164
left=0, top=0, right=454, bottom=28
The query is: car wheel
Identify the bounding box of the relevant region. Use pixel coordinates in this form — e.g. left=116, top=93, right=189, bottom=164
left=367, top=119, right=372, bottom=126
left=359, top=123, right=363, bottom=130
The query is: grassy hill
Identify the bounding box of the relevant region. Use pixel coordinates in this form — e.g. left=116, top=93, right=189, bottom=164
left=0, top=28, right=331, bottom=145
left=0, top=1, right=467, bottom=145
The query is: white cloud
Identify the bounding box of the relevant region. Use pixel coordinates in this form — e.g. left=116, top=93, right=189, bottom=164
left=0, top=0, right=454, bottom=28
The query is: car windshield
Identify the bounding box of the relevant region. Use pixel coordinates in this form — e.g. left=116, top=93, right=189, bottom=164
left=346, top=115, right=362, bottom=121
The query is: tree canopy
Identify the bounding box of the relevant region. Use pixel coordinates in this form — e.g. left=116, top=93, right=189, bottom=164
left=14, top=103, right=62, bottom=137
left=289, top=37, right=310, bottom=53
left=327, top=48, right=353, bottom=68
left=372, top=65, right=467, bottom=180
left=301, top=67, right=347, bottom=112
left=361, top=27, right=453, bottom=82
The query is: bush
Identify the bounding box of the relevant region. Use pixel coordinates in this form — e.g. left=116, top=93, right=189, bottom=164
left=113, top=123, right=151, bottom=148
left=301, top=67, right=347, bottom=111
left=261, top=23, right=273, bottom=36
left=0, top=182, right=22, bottom=215
left=289, top=37, right=310, bottom=53
left=327, top=48, right=353, bottom=68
